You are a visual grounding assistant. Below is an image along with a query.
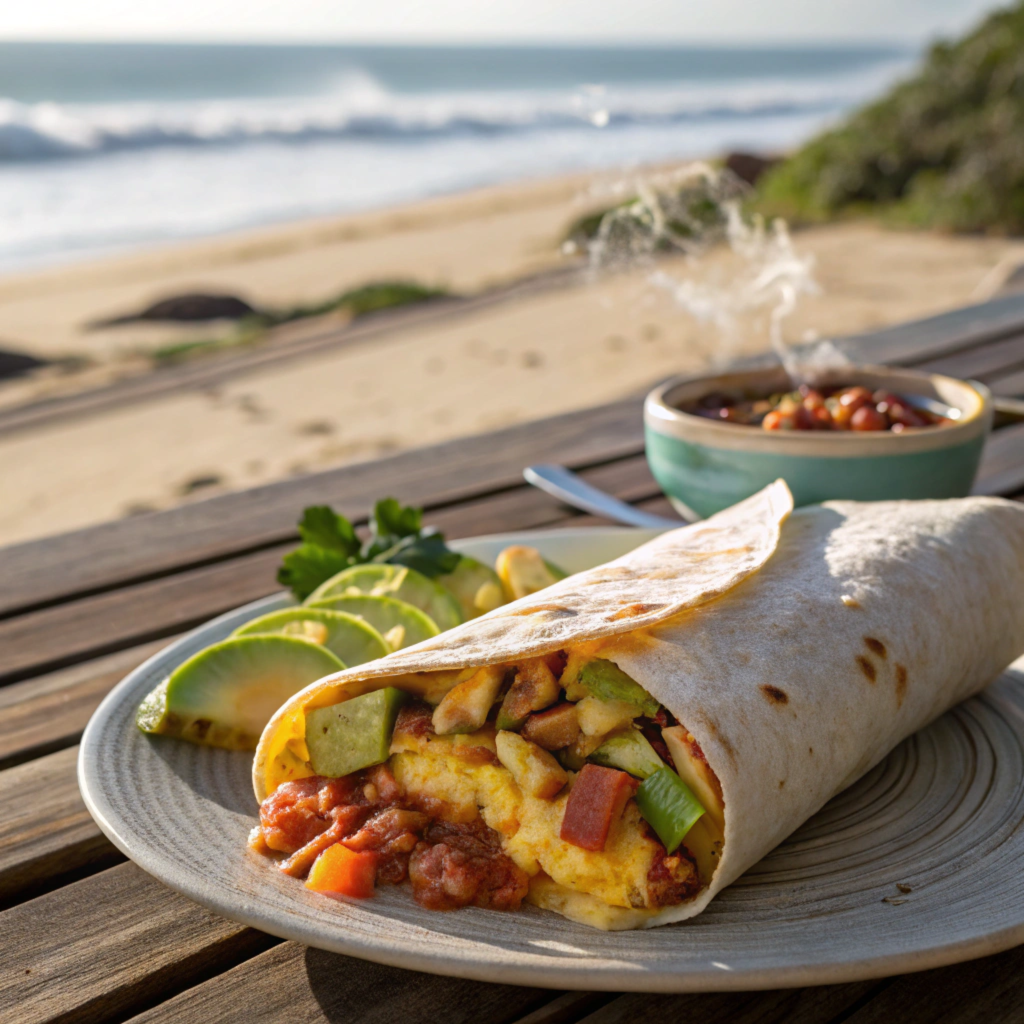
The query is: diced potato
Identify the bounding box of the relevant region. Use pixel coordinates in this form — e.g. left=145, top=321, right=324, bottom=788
left=576, top=696, right=638, bottom=738
left=561, top=652, right=589, bottom=701
left=496, top=545, right=560, bottom=601
left=495, top=730, right=568, bottom=799
left=683, top=815, right=724, bottom=884
left=521, top=702, right=580, bottom=751
left=555, top=730, right=604, bottom=771
left=432, top=665, right=505, bottom=735
left=496, top=658, right=560, bottom=730
left=662, top=726, right=725, bottom=830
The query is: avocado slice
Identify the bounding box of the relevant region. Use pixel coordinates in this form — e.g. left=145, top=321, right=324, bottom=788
left=233, top=608, right=389, bottom=666
left=589, top=728, right=666, bottom=779
left=574, top=659, right=661, bottom=718
left=306, top=594, right=438, bottom=650
left=136, top=635, right=344, bottom=750
left=438, top=556, right=506, bottom=619
left=305, top=687, right=408, bottom=777
left=307, top=564, right=462, bottom=631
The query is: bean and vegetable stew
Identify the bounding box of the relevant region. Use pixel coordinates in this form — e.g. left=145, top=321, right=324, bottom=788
left=685, top=384, right=953, bottom=432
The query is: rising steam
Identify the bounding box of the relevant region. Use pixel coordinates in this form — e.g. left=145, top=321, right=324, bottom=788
left=579, top=163, right=830, bottom=377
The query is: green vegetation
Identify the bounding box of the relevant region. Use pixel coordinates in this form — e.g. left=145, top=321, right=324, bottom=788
left=278, top=499, right=460, bottom=602
left=757, top=2, right=1024, bottom=233
left=562, top=171, right=741, bottom=252
left=261, top=280, right=448, bottom=327
left=150, top=280, right=450, bottom=366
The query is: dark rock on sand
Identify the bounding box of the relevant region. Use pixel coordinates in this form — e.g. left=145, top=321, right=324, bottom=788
left=89, top=292, right=259, bottom=328
left=723, top=152, right=781, bottom=187
left=0, top=348, right=48, bottom=380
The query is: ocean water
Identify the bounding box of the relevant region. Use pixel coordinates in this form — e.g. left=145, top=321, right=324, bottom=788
left=0, top=42, right=915, bottom=272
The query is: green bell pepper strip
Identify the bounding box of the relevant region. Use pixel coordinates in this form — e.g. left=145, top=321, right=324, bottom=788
left=635, top=767, right=706, bottom=853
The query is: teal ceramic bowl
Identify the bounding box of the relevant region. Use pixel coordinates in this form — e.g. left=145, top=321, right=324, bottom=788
left=645, top=365, right=993, bottom=519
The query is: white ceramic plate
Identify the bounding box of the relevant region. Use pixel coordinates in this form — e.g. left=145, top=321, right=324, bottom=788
left=79, top=527, right=1024, bottom=992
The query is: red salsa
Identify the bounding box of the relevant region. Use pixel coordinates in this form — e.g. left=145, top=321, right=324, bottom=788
left=685, top=384, right=952, bottom=433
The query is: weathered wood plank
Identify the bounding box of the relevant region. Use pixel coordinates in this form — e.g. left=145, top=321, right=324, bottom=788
left=841, top=292, right=1024, bottom=368
left=972, top=423, right=1024, bottom=497
left=988, top=367, right=1024, bottom=397
left=125, top=941, right=550, bottom=1024
left=0, top=398, right=644, bottom=620
left=0, top=639, right=171, bottom=770
left=841, top=945, right=1024, bottom=1023
left=0, top=746, right=116, bottom=909
left=511, top=992, right=613, bottom=1024
left=573, top=981, right=882, bottom=1024
left=0, top=547, right=285, bottom=686
left=914, top=330, right=1024, bottom=382
left=0, top=862, right=276, bottom=1024
left=0, top=457, right=661, bottom=687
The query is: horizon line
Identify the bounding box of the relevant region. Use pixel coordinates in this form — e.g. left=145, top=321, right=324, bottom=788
left=0, top=35, right=923, bottom=50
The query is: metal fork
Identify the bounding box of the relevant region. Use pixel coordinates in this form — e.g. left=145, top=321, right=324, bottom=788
left=523, top=464, right=682, bottom=529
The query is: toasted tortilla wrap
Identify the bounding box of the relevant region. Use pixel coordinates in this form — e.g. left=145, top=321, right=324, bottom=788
left=253, top=481, right=1024, bottom=928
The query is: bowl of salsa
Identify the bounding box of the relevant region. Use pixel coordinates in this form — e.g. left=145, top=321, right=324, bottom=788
left=644, top=365, right=992, bottom=519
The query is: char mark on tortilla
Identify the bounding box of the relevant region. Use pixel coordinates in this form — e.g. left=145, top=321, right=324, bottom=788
left=609, top=603, right=666, bottom=621
left=864, top=637, right=887, bottom=659
left=856, top=656, right=877, bottom=683
left=895, top=664, right=908, bottom=707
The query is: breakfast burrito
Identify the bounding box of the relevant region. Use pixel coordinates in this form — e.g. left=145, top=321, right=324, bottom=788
left=249, top=480, right=1024, bottom=929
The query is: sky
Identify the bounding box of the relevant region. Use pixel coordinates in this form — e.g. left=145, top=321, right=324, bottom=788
left=0, top=0, right=1005, bottom=45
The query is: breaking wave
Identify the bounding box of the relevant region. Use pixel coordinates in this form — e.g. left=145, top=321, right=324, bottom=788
left=0, top=66, right=901, bottom=163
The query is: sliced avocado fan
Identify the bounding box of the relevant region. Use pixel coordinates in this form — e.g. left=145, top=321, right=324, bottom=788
left=136, top=635, right=343, bottom=750
left=306, top=563, right=462, bottom=631
left=232, top=608, right=388, bottom=666
left=306, top=593, right=439, bottom=650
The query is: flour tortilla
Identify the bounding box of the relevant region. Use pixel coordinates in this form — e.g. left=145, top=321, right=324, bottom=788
left=254, top=482, right=1024, bottom=927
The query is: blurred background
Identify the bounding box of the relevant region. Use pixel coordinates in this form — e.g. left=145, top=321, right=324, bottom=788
left=1, top=0, right=1022, bottom=545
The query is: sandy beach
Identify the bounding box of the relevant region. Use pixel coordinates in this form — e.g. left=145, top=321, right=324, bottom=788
left=3, top=167, right=1024, bottom=548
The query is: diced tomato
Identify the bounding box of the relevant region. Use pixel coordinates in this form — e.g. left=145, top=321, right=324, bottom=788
left=560, top=763, right=636, bottom=852
left=305, top=842, right=378, bottom=899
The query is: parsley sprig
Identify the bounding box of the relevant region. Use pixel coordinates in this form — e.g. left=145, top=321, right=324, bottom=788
left=277, top=498, right=460, bottom=601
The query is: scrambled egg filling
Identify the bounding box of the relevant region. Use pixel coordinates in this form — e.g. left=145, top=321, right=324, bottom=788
left=390, top=724, right=669, bottom=913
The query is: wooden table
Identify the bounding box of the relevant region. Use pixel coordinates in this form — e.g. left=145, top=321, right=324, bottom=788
left=5, top=291, right=1024, bottom=1024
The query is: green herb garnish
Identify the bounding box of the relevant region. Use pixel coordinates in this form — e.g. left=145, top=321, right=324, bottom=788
left=277, top=499, right=460, bottom=601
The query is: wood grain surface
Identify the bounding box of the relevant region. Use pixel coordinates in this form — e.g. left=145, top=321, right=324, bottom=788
left=5, top=294, right=1024, bottom=1024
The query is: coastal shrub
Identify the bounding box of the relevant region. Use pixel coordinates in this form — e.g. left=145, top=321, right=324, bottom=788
left=264, top=280, right=449, bottom=326
left=757, top=1, right=1024, bottom=233
left=150, top=280, right=449, bottom=366
left=562, top=166, right=747, bottom=259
